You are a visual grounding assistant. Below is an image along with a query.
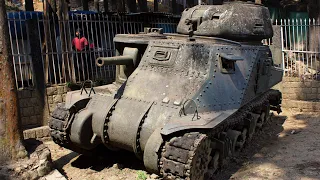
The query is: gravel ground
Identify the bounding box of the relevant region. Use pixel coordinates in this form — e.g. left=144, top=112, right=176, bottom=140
left=41, top=109, right=320, bottom=180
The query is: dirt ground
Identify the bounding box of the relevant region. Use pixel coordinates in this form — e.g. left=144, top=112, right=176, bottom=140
left=1, top=108, right=319, bottom=180
left=43, top=108, right=320, bottom=180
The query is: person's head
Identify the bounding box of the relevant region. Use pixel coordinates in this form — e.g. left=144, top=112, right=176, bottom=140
left=75, top=28, right=82, bottom=37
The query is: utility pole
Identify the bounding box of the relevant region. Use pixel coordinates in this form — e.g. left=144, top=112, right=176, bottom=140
left=0, top=0, right=27, bottom=162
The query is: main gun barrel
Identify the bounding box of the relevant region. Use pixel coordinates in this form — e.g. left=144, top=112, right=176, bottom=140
left=96, top=56, right=134, bottom=67
left=95, top=47, right=138, bottom=67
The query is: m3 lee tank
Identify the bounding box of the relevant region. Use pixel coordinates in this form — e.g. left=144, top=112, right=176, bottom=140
left=49, top=2, right=283, bottom=179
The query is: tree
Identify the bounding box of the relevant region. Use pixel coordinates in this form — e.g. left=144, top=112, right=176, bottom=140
left=0, top=0, right=27, bottom=163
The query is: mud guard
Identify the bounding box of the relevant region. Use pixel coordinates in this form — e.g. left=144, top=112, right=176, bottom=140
left=143, top=128, right=163, bottom=174
left=65, top=90, right=91, bottom=110
left=161, top=109, right=237, bottom=136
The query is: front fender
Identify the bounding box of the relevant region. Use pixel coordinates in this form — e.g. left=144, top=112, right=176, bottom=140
left=161, top=109, right=237, bottom=136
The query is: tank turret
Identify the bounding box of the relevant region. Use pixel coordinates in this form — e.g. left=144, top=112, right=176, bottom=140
left=49, top=2, right=283, bottom=180
left=177, top=2, right=273, bottom=40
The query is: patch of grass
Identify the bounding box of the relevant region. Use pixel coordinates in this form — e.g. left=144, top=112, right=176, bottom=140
left=136, top=170, right=147, bottom=180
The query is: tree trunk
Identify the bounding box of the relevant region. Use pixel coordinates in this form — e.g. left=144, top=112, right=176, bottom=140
left=82, top=0, right=89, bottom=11
left=172, top=0, right=177, bottom=14
left=94, top=0, right=100, bottom=12
left=127, top=0, right=137, bottom=13
left=103, top=0, right=109, bottom=12
left=110, top=0, right=125, bottom=12
left=154, top=0, right=158, bottom=12
left=25, top=0, right=34, bottom=11
left=57, top=0, right=71, bottom=83
left=307, top=0, right=320, bottom=53
left=0, top=0, right=26, bottom=163
left=137, top=0, right=148, bottom=12
left=186, top=0, right=194, bottom=8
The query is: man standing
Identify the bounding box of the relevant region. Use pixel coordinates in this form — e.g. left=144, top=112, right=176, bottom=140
left=72, top=28, right=89, bottom=81
left=72, top=28, right=89, bottom=52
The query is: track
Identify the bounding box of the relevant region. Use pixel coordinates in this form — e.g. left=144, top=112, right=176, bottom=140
left=159, top=89, right=282, bottom=180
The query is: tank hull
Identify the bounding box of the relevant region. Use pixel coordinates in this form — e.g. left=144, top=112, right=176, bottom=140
left=48, top=2, right=283, bottom=179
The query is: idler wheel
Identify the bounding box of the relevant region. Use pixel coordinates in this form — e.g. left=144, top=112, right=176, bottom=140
left=188, top=134, right=212, bottom=180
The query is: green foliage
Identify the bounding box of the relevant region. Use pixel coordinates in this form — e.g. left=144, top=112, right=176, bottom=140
left=136, top=171, right=147, bottom=180
left=5, top=3, right=21, bottom=12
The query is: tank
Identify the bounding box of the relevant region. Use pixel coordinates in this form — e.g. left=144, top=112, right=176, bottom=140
left=49, top=2, right=283, bottom=180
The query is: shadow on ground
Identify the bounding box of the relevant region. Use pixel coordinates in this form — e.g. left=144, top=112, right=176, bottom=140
left=53, top=145, right=145, bottom=178
left=211, top=114, right=287, bottom=180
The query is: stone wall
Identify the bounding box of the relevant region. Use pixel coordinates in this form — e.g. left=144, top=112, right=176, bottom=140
left=46, top=85, right=69, bottom=114
left=18, top=89, right=44, bottom=128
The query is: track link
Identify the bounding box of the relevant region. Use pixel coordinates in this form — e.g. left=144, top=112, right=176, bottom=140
left=49, top=103, right=90, bottom=153
left=159, top=90, right=282, bottom=180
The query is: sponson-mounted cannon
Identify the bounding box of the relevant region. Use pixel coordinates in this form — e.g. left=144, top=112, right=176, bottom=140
left=49, top=2, right=283, bottom=180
